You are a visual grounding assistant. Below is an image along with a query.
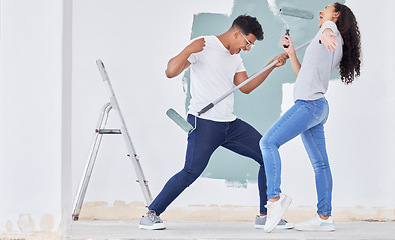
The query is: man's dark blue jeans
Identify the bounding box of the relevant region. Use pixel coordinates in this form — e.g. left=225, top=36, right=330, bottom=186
left=149, top=114, right=268, bottom=215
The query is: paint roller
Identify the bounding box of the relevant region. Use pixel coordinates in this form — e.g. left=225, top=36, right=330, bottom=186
left=167, top=39, right=313, bottom=133
left=278, top=6, right=314, bottom=48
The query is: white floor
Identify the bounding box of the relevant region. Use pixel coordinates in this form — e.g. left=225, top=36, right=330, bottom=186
left=68, top=220, right=395, bottom=240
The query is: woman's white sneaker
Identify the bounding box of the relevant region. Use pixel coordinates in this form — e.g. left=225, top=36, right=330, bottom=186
left=263, top=193, right=292, bottom=233
left=295, top=214, right=336, bottom=232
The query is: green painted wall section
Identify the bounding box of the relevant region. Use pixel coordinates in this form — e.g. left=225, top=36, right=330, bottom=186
left=184, top=0, right=345, bottom=187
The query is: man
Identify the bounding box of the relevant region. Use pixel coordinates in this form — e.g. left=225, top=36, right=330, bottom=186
left=139, top=15, right=292, bottom=230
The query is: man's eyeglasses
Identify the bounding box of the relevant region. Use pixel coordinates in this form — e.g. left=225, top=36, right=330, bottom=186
left=240, top=32, right=254, bottom=50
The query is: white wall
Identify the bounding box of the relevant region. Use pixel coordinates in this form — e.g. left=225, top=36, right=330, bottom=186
left=0, top=0, right=72, bottom=237
left=0, top=0, right=394, bottom=237
left=71, top=0, right=395, bottom=222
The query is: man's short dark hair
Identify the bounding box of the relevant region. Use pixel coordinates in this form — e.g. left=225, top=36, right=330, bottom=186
left=232, top=15, right=264, bottom=41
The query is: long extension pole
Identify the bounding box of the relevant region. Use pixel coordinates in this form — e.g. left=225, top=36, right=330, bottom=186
left=197, top=39, right=312, bottom=116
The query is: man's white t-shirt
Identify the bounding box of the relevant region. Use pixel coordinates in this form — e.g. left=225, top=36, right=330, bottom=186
left=187, top=36, right=246, bottom=122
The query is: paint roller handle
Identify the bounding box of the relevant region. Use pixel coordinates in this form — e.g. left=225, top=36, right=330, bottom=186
left=198, top=103, right=214, bottom=116
left=283, top=29, right=290, bottom=48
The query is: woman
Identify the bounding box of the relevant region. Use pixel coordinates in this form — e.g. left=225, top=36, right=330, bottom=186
left=260, top=3, right=361, bottom=232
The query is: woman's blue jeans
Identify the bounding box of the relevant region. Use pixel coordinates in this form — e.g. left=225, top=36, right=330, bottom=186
left=149, top=115, right=267, bottom=215
left=259, top=97, right=333, bottom=216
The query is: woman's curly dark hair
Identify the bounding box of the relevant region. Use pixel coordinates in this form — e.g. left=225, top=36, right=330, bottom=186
left=334, top=2, right=361, bottom=84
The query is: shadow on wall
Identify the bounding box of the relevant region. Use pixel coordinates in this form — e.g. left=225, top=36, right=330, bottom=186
left=182, top=0, right=345, bottom=187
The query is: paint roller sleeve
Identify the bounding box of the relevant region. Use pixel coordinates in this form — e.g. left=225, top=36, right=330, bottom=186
left=279, top=6, right=314, bottom=20
left=166, top=108, right=195, bottom=133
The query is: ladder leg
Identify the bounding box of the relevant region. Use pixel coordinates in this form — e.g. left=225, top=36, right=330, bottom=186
left=123, top=129, right=153, bottom=206
left=72, top=103, right=112, bottom=221
left=96, top=60, right=153, bottom=208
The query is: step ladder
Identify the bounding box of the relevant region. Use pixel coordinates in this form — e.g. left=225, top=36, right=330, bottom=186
left=72, top=59, right=153, bottom=221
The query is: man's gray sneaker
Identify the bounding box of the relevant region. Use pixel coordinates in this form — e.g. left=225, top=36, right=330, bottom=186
left=139, top=211, right=166, bottom=230
left=255, top=215, right=294, bottom=229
